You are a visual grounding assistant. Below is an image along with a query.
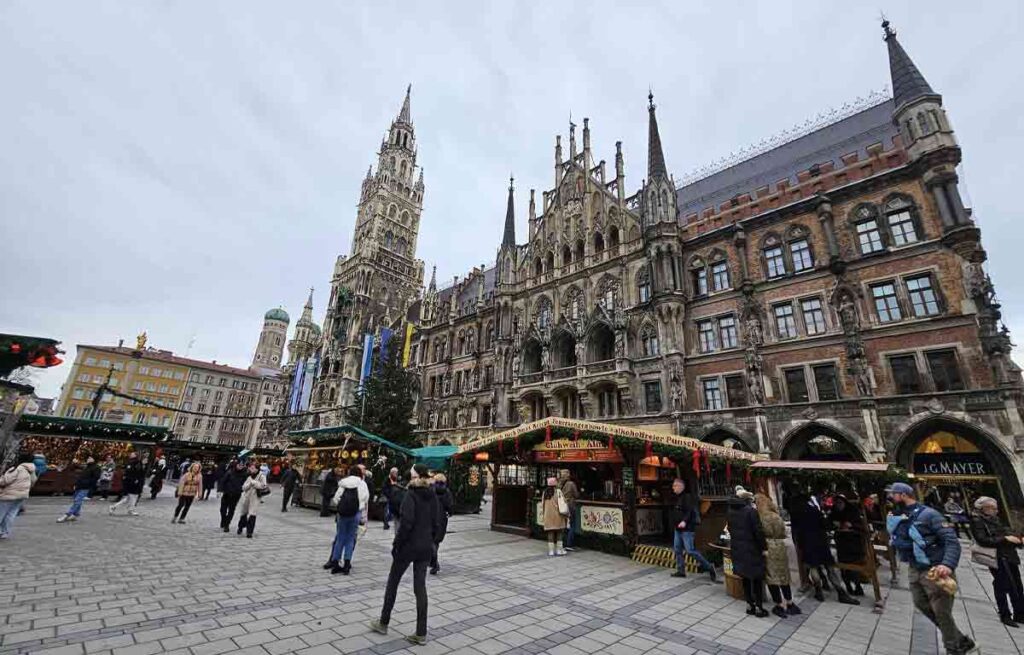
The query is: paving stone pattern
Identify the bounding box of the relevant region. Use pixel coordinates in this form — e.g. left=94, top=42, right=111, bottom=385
left=1, top=488, right=1021, bottom=654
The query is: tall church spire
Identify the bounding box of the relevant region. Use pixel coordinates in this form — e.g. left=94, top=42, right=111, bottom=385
left=502, top=176, right=516, bottom=248
left=398, top=84, right=412, bottom=123
left=300, top=287, right=314, bottom=321
left=647, top=91, right=668, bottom=181
left=883, top=20, right=939, bottom=112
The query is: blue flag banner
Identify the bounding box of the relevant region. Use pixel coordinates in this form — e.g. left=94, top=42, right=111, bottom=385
left=359, top=333, right=374, bottom=388
left=298, top=353, right=318, bottom=412
left=288, top=357, right=305, bottom=414
left=379, top=328, right=394, bottom=364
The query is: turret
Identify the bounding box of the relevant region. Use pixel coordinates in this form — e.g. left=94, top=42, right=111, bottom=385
left=643, top=92, right=677, bottom=226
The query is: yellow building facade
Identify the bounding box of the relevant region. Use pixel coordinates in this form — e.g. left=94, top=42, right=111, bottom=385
left=56, top=344, right=189, bottom=428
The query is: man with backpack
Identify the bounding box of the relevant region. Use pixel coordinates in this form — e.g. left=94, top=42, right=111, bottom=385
left=325, top=465, right=369, bottom=575
left=887, top=482, right=975, bottom=655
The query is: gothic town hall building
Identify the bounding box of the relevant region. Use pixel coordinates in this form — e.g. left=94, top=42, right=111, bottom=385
left=310, top=24, right=1024, bottom=508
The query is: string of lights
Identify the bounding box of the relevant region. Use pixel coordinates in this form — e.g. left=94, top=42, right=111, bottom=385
left=101, top=387, right=342, bottom=421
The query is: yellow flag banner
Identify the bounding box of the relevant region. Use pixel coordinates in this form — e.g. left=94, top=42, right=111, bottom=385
left=401, top=322, right=414, bottom=366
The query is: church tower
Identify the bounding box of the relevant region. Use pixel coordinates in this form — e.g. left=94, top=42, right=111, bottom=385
left=287, top=288, right=321, bottom=366
left=252, top=308, right=289, bottom=370
left=312, top=87, right=426, bottom=415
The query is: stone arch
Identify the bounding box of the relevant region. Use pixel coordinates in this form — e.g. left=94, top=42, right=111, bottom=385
left=586, top=321, right=615, bottom=362
left=608, top=225, right=620, bottom=247
left=550, top=328, right=578, bottom=368
left=776, top=420, right=869, bottom=462
left=702, top=426, right=757, bottom=452
left=521, top=339, right=543, bottom=374
left=594, top=231, right=605, bottom=253
left=891, top=413, right=1024, bottom=506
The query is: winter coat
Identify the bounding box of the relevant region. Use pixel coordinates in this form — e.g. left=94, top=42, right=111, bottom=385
left=332, top=475, right=370, bottom=518
left=238, top=473, right=268, bottom=516
left=75, top=464, right=101, bottom=492
left=98, top=461, right=115, bottom=490
left=177, top=470, right=203, bottom=498
left=121, top=460, right=146, bottom=495
left=280, top=468, right=299, bottom=490
left=831, top=503, right=867, bottom=564
left=393, top=478, right=439, bottom=561
left=0, top=463, right=36, bottom=500
left=220, top=468, right=247, bottom=496
left=670, top=492, right=700, bottom=533
left=971, top=510, right=1020, bottom=565
left=727, top=496, right=767, bottom=579
left=758, top=506, right=791, bottom=586
left=560, top=479, right=580, bottom=508
left=541, top=488, right=567, bottom=532
left=321, top=471, right=339, bottom=501
left=891, top=502, right=961, bottom=571
left=790, top=496, right=834, bottom=567
left=388, top=482, right=408, bottom=517
left=434, top=483, right=454, bottom=543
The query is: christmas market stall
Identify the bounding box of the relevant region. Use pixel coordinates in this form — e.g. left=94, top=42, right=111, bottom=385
left=455, top=417, right=761, bottom=558
left=159, top=440, right=285, bottom=480
left=12, top=414, right=170, bottom=495
left=412, top=445, right=486, bottom=514
left=748, top=460, right=911, bottom=611
left=285, top=424, right=414, bottom=516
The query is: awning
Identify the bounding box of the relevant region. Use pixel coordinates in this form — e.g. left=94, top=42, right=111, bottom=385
left=15, top=414, right=171, bottom=444
left=457, top=417, right=762, bottom=462
left=286, top=424, right=415, bottom=456
left=412, top=445, right=459, bottom=470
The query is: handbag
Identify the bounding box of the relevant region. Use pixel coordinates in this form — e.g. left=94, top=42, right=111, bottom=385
left=256, top=487, right=271, bottom=498
left=556, top=490, right=569, bottom=517
left=971, top=543, right=999, bottom=569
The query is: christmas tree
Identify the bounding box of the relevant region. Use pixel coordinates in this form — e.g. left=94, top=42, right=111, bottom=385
left=346, top=332, right=419, bottom=448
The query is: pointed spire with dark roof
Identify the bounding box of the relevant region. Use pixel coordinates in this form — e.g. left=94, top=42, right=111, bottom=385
left=647, top=91, right=668, bottom=181
left=883, top=20, right=940, bottom=111
left=502, top=176, right=516, bottom=248
left=398, top=84, right=412, bottom=123
left=428, top=265, right=437, bottom=292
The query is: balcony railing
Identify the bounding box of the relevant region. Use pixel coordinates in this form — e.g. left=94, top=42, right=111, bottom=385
left=586, top=360, right=615, bottom=374
left=518, top=372, right=543, bottom=385
left=550, top=366, right=576, bottom=380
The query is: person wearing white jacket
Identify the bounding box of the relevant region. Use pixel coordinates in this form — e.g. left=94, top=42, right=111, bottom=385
left=0, top=458, right=37, bottom=539
left=327, top=465, right=369, bottom=575
left=236, top=464, right=268, bottom=538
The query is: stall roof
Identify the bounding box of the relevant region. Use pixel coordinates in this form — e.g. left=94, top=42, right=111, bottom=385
left=412, top=445, right=459, bottom=470
left=161, top=440, right=284, bottom=458
left=458, top=417, right=762, bottom=462
left=750, top=461, right=891, bottom=472
left=15, top=414, right=171, bottom=444
left=287, top=424, right=415, bottom=456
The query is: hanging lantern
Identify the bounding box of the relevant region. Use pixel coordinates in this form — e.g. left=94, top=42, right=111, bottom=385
left=340, top=450, right=349, bottom=460
left=726, top=461, right=732, bottom=482
left=692, top=449, right=700, bottom=477
left=545, top=425, right=552, bottom=446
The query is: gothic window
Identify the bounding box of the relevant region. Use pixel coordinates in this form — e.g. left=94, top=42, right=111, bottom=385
left=639, top=324, right=659, bottom=357
left=456, top=330, right=465, bottom=356
left=484, top=321, right=493, bottom=349
left=594, top=232, right=605, bottom=253
left=597, top=278, right=618, bottom=311
left=565, top=287, right=584, bottom=321
left=534, top=257, right=543, bottom=278
left=400, top=161, right=407, bottom=178
left=388, top=204, right=398, bottom=218
left=689, top=257, right=708, bottom=296
left=637, top=267, right=652, bottom=303
left=916, top=112, right=932, bottom=136
left=535, top=297, right=553, bottom=329
left=609, top=225, right=620, bottom=247
left=400, top=210, right=410, bottom=225
left=545, top=251, right=555, bottom=272
left=384, top=231, right=393, bottom=248
left=562, top=245, right=572, bottom=267
left=575, top=239, right=585, bottom=262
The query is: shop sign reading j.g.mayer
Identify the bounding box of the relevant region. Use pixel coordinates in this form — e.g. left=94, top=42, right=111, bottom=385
left=913, top=453, right=991, bottom=476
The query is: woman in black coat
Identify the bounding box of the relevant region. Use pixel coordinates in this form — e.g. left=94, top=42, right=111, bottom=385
left=971, top=496, right=1024, bottom=626
left=831, top=495, right=866, bottom=596
left=430, top=474, right=455, bottom=575
left=320, top=467, right=340, bottom=517
left=791, top=492, right=858, bottom=604
left=728, top=487, right=769, bottom=617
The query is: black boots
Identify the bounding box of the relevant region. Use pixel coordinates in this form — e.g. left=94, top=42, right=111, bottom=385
left=246, top=516, right=256, bottom=538
left=323, top=560, right=337, bottom=570
left=331, top=560, right=351, bottom=575
left=746, top=605, right=769, bottom=618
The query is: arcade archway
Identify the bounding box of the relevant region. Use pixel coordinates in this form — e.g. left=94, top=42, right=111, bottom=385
left=778, top=422, right=866, bottom=462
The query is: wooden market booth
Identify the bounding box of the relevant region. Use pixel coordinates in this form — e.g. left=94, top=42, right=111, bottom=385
left=285, top=424, right=415, bottom=514
left=411, top=445, right=487, bottom=515
left=748, top=460, right=909, bottom=612
left=456, top=417, right=761, bottom=558
left=12, top=414, right=170, bottom=495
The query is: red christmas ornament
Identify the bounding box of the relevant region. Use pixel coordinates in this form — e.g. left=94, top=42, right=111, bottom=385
left=692, top=449, right=700, bottom=477
left=544, top=425, right=552, bottom=445
left=703, top=450, right=711, bottom=474
left=726, top=461, right=732, bottom=482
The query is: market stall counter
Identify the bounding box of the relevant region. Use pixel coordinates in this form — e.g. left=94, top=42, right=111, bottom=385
left=456, top=417, right=762, bottom=559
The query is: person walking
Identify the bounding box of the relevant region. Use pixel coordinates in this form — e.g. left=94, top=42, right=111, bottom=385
left=791, top=489, right=859, bottom=604
left=236, top=463, right=268, bottom=538
left=831, top=494, right=867, bottom=597
left=886, top=482, right=974, bottom=655
left=219, top=460, right=247, bottom=532
left=280, top=462, right=299, bottom=512
left=148, top=457, right=166, bottom=499
left=173, top=462, right=203, bottom=524
left=57, top=458, right=100, bottom=523
left=320, top=466, right=340, bottom=517
left=728, top=486, right=769, bottom=617
left=430, top=473, right=454, bottom=575
left=326, top=465, right=369, bottom=574
left=970, top=496, right=1024, bottom=627
left=369, top=464, right=439, bottom=646
left=669, top=478, right=716, bottom=581
left=97, top=455, right=116, bottom=500
left=0, top=456, right=37, bottom=539
left=200, top=462, right=216, bottom=501
left=109, top=452, right=145, bottom=516
left=382, top=467, right=399, bottom=530
left=755, top=492, right=800, bottom=618
left=558, top=470, right=579, bottom=552
left=540, top=477, right=568, bottom=557
left=945, top=493, right=971, bottom=540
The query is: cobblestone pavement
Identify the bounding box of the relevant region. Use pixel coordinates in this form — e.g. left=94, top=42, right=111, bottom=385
left=2, top=488, right=1022, bottom=655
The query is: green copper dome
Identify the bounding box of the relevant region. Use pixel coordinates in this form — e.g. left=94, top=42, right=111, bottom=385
left=264, top=308, right=290, bottom=323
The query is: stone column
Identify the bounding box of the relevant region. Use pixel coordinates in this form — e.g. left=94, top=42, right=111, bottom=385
left=946, top=181, right=969, bottom=225
left=733, top=228, right=750, bottom=281
left=929, top=183, right=956, bottom=229
left=815, top=196, right=840, bottom=260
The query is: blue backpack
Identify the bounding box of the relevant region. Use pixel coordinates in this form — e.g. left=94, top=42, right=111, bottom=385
left=887, top=505, right=932, bottom=567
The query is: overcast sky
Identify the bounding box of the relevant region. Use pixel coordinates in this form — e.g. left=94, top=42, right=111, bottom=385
left=2, top=2, right=1022, bottom=399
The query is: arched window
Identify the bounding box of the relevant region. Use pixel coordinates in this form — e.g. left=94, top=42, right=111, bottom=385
left=562, top=245, right=572, bottom=267
left=689, top=257, right=708, bottom=296
left=399, top=161, right=407, bottom=178
left=384, top=231, right=394, bottom=248
left=388, top=204, right=398, bottom=218
left=534, top=257, right=542, bottom=277
left=883, top=195, right=921, bottom=246
left=575, top=239, right=585, bottom=262
left=565, top=286, right=584, bottom=322
left=545, top=251, right=555, bottom=272
left=609, top=225, right=620, bottom=247
left=597, top=277, right=618, bottom=311
left=400, top=210, right=410, bottom=225
left=502, top=257, right=512, bottom=283
left=535, top=297, right=553, bottom=330
left=639, top=324, right=660, bottom=357
left=594, top=232, right=605, bottom=253
left=484, top=321, right=493, bottom=349
left=328, top=387, right=337, bottom=403
left=456, top=330, right=465, bottom=356
left=637, top=267, right=652, bottom=303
